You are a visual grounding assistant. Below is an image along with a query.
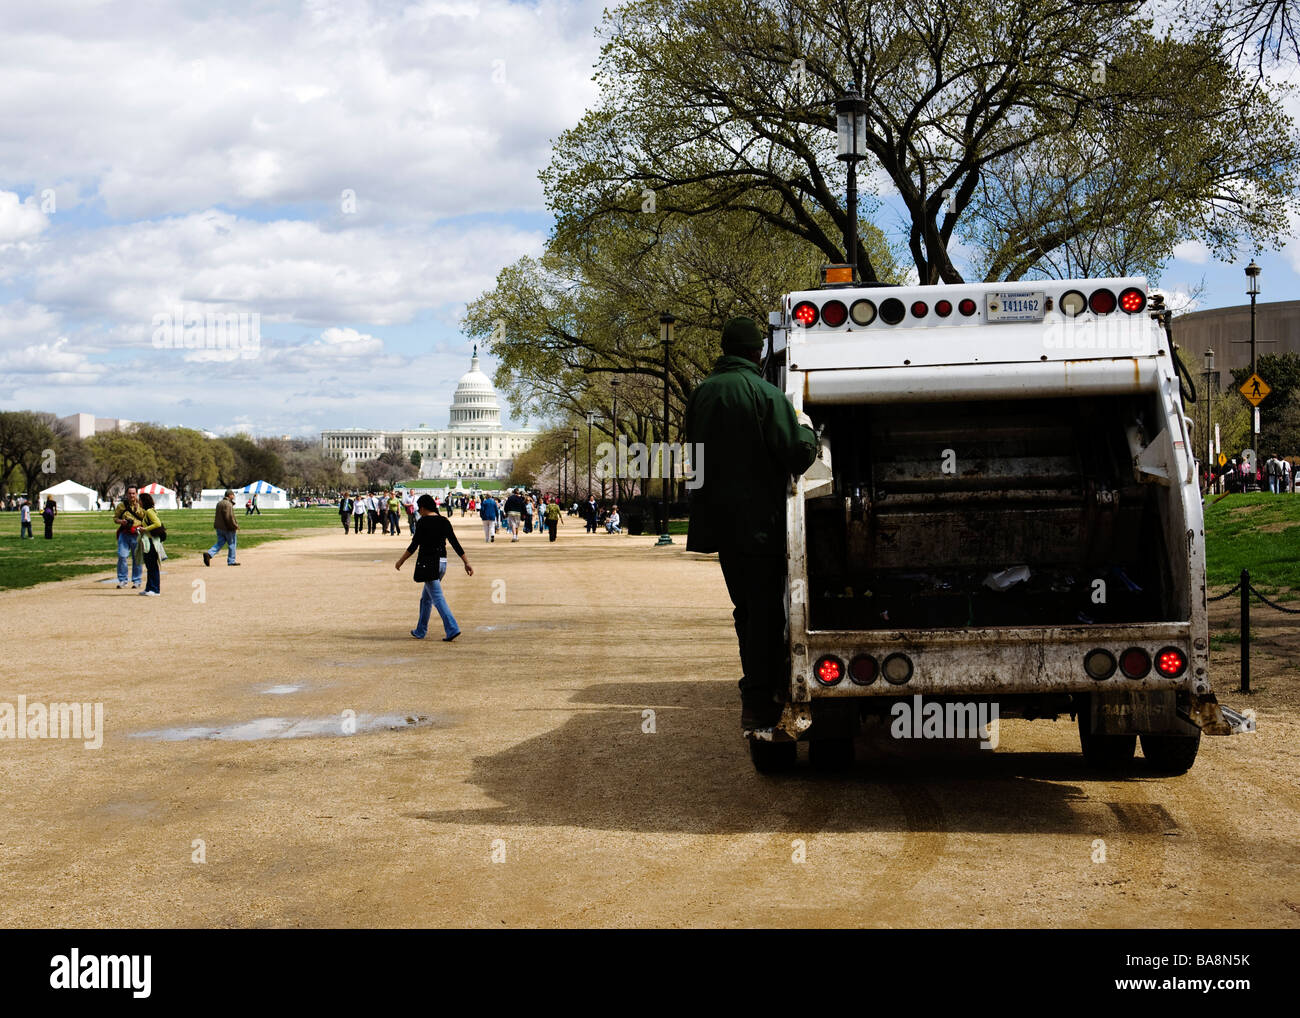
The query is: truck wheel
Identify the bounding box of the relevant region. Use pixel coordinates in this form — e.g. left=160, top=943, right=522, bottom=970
left=809, top=736, right=854, bottom=771
left=1140, top=732, right=1200, bottom=775
left=749, top=738, right=797, bottom=774
left=1078, top=712, right=1137, bottom=770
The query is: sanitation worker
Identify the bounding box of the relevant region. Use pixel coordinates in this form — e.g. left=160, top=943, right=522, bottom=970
left=684, top=316, right=818, bottom=730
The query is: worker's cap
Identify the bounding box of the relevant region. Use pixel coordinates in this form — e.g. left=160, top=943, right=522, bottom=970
left=720, top=316, right=764, bottom=355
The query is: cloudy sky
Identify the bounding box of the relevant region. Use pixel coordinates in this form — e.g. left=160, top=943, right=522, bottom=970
left=0, top=0, right=1296, bottom=438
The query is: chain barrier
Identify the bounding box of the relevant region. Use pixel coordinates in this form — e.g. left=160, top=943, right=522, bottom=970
left=1248, top=584, right=1300, bottom=615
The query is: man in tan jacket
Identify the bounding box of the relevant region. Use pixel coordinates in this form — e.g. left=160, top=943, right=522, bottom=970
left=203, top=489, right=240, bottom=566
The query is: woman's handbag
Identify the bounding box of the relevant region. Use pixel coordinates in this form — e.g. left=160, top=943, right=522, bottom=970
left=412, top=556, right=447, bottom=582
left=155, top=525, right=167, bottom=542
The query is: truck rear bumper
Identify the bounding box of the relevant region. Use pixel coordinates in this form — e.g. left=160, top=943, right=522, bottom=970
left=792, top=623, right=1208, bottom=699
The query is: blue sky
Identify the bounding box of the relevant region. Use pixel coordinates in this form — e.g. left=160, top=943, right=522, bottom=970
left=0, top=0, right=1295, bottom=438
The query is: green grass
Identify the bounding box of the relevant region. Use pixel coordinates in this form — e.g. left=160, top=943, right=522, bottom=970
left=0, top=507, right=342, bottom=591
left=1204, top=493, right=1300, bottom=596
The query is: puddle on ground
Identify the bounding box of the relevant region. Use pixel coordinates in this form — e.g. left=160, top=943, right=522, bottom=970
left=130, top=713, right=443, bottom=741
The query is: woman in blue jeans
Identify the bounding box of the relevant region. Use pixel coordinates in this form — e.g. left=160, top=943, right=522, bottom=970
left=395, top=495, right=473, bottom=641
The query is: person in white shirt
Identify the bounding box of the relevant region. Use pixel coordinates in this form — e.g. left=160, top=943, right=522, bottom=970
left=605, top=506, right=621, bottom=534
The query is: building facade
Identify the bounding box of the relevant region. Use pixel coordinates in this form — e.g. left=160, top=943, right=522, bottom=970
left=320, top=349, right=535, bottom=481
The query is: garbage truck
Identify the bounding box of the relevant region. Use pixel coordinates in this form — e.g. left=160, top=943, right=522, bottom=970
left=751, top=273, right=1254, bottom=774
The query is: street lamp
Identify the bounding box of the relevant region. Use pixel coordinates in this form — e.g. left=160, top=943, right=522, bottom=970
left=1246, top=260, right=1261, bottom=462
left=610, top=377, right=619, bottom=503
left=656, top=312, right=675, bottom=546
left=562, top=440, right=568, bottom=504
left=571, top=425, right=579, bottom=506
left=835, top=84, right=869, bottom=279
left=1204, top=348, right=1215, bottom=494
left=585, top=410, right=598, bottom=504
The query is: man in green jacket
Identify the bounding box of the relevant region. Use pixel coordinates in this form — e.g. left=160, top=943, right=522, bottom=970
left=684, top=316, right=818, bottom=730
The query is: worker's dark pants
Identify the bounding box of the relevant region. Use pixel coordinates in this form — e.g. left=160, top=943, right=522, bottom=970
left=718, top=550, right=788, bottom=701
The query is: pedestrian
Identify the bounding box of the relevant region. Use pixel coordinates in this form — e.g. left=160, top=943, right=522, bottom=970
left=1266, top=453, right=1282, bottom=494
left=388, top=491, right=402, bottom=535
left=396, top=494, right=473, bottom=642
left=252, top=493, right=261, bottom=515
left=352, top=493, right=366, bottom=533
left=245, top=496, right=254, bottom=515
left=404, top=490, right=418, bottom=534
left=479, top=494, right=498, bottom=542
left=203, top=488, right=240, bottom=566
left=521, top=496, right=533, bottom=535
left=113, top=486, right=145, bottom=588
left=41, top=496, right=57, bottom=539
left=605, top=505, right=621, bottom=533
left=684, top=316, right=817, bottom=730
left=504, top=488, right=526, bottom=542
left=339, top=493, right=353, bottom=534
left=136, top=492, right=165, bottom=596
left=368, top=493, right=380, bottom=534
left=583, top=495, right=598, bottom=533
left=544, top=496, right=561, bottom=542
left=19, top=498, right=33, bottom=539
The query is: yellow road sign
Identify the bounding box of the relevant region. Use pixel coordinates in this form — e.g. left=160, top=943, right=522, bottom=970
left=1240, top=373, right=1271, bottom=406
left=1218, top=453, right=1227, bottom=467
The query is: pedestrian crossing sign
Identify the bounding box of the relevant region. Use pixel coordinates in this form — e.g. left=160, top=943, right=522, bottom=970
left=1240, top=373, right=1271, bottom=406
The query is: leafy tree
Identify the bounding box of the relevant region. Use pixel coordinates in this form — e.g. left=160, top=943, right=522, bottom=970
left=410, top=449, right=422, bottom=469
left=82, top=433, right=158, bottom=502
left=0, top=410, right=58, bottom=494
left=1229, top=351, right=1300, bottom=427
left=544, top=0, right=1298, bottom=284
left=217, top=434, right=284, bottom=487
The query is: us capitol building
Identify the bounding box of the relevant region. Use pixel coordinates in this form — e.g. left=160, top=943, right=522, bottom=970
left=320, top=348, right=536, bottom=481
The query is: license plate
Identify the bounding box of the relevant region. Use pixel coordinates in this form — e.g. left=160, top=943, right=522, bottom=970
left=987, top=291, right=1046, bottom=322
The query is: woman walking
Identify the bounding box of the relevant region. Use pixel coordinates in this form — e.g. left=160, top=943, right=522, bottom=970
left=137, top=492, right=165, bottom=596
left=41, top=496, right=57, bottom=539
left=352, top=494, right=366, bottom=533
left=395, top=495, right=472, bottom=641
left=545, top=497, right=561, bottom=542
left=339, top=493, right=352, bottom=534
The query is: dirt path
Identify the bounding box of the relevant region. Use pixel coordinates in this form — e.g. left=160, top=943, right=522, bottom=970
left=0, top=519, right=1295, bottom=928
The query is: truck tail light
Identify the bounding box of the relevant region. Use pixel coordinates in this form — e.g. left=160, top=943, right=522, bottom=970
left=821, top=300, right=848, bottom=327
left=1155, top=647, right=1187, bottom=678
left=849, top=654, right=878, bottom=685
left=935, top=299, right=953, bottom=318
left=815, top=655, right=844, bottom=685
left=879, top=298, right=905, bottom=325
left=958, top=298, right=977, bottom=317
left=792, top=301, right=818, bottom=327
left=1089, top=288, right=1117, bottom=314
left=1119, top=647, right=1151, bottom=679
left=910, top=300, right=928, bottom=318
left=850, top=299, right=876, bottom=325
left=1084, top=648, right=1116, bottom=680
left=1059, top=290, right=1087, bottom=317
left=1118, top=287, right=1146, bottom=314
left=882, top=653, right=913, bottom=685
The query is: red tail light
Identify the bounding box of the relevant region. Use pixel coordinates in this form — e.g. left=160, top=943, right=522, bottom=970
left=935, top=299, right=953, bottom=318
left=1118, top=287, right=1146, bottom=314
left=958, top=298, right=977, bottom=317
left=1155, top=647, right=1187, bottom=678
left=910, top=300, right=928, bottom=318
left=815, top=656, right=844, bottom=685
left=1119, top=647, right=1151, bottom=679
left=793, top=301, right=818, bottom=327
left=821, top=300, right=848, bottom=327
left=849, top=654, right=878, bottom=685
left=1089, top=288, right=1117, bottom=314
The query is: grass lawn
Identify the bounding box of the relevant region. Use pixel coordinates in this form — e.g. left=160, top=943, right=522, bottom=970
left=0, top=507, right=343, bottom=591
left=1203, top=492, right=1300, bottom=599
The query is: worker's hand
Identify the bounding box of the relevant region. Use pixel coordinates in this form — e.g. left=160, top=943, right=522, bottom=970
left=796, top=410, right=814, bottom=430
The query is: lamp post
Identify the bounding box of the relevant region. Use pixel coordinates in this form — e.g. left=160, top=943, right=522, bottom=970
left=571, top=425, right=579, bottom=507
left=656, top=312, right=675, bottom=546
left=1204, top=349, right=1215, bottom=494
left=610, top=377, right=619, bottom=504
left=835, top=84, right=868, bottom=278
left=585, top=410, right=597, bottom=501
left=562, top=441, right=568, bottom=504
left=1246, top=260, right=1260, bottom=461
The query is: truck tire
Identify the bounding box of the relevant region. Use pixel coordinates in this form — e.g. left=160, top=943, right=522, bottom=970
left=809, top=736, right=854, bottom=771
left=1140, top=732, right=1200, bottom=775
left=1078, top=712, right=1137, bottom=770
left=749, top=738, right=797, bottom=774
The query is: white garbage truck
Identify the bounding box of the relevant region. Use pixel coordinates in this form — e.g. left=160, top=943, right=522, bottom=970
left=753, top=274, right=1253, bottom=773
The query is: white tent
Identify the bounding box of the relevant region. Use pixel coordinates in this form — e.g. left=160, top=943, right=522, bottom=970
left=239, top=480, right=289, bottom=509
left=138, top=482, right=178, bottom=510
left=38, top=479, right=97, bottom=512
left=198, top=488, right=228, bottom=509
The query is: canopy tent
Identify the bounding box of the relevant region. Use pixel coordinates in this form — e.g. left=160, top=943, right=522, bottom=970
left=38, top=479, right=98, bottom=512
left=137, top=482, right=178, bottom=510
left=238, top=480, right=289, bottom=509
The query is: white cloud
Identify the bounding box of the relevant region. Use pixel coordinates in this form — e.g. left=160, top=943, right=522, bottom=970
left=0, top=336, right=104, bottom=383
left=0, top=191, right=49, bottom=245
left=1172, top=240, right=1210, bottom=265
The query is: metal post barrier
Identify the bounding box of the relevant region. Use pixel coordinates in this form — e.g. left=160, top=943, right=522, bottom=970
left=1240, top=568, right=1250, bottom=694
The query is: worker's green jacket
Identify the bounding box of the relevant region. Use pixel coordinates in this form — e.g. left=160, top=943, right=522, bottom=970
left=683, top=355, right=818, bottom=555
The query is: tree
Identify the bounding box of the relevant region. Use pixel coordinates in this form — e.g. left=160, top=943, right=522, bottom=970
left=217, top=434, right=284, bottom=487
left=0, top=410, right=58, bottom=494
left=410, top=449, right=422, bottom=469
left=543, top=0, right=1298, bottom=284
left=82, top=433, right=158, bottom=502
left=1230, top=351, right=1300, bottom=451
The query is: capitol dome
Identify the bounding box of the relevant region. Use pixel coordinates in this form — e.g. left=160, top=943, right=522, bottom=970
left=449, top=346, right=502, bottom=430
